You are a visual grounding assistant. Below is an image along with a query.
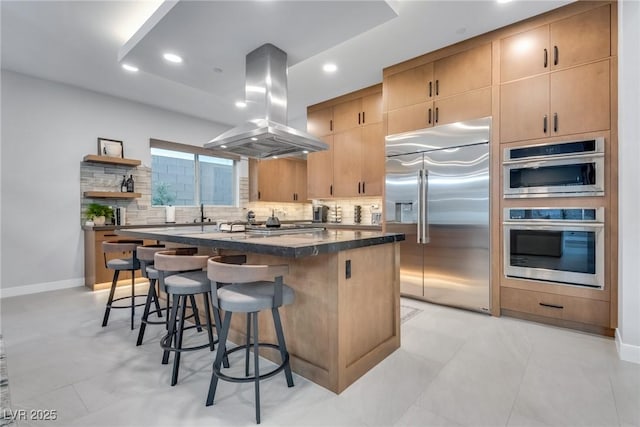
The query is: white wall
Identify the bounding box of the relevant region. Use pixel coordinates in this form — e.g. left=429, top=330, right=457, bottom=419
left=0, top=70, right=229, bottom=296
left=617, top=0, right=640, bottom=363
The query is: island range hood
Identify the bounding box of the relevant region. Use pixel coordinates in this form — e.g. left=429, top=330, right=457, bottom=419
left=205, top=44, right=328, bottom=159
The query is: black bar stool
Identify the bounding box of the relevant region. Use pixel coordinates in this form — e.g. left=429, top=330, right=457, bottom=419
left=135, top=244, right=166, bottom=345
left=154, top=249, right=219, bottom=386
left=101, top=239, right=145, bottom=330
left=206, top=256, right=295, bottom=424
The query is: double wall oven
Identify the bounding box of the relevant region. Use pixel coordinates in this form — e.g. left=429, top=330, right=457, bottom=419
left=502, top=138, right=606, bottom=289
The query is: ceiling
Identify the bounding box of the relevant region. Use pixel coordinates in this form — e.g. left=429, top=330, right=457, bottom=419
left=1, top=0, right=572, bottom=130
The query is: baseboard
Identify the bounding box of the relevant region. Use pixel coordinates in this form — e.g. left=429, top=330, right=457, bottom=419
left=616, top=328, right=640, bottom=364
left=0, top=278, right=84, bottom=298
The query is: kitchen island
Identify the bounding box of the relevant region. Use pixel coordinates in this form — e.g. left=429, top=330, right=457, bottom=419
left=118, top=225, right=404, bottom=393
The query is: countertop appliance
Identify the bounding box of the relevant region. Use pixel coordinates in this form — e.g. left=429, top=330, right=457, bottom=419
left=313, top=205, right=329, bottom=223
left=385, top=117, right=491, bottom=313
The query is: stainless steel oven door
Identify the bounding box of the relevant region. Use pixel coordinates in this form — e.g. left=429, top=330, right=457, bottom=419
left=504, top=221, right=604, bottom=289
left=503, top=155, right=604, bottom=198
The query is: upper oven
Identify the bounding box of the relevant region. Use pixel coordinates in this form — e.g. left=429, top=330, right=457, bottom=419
left=503, top=138, right=604, bottom=198
left=504, top=207, right=604, bottom=289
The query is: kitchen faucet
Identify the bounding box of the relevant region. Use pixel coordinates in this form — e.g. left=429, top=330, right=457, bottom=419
left=200, top=203, right=210, bottom=223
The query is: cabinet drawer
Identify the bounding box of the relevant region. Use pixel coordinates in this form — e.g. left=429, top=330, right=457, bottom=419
left=501, top=287, right=610, bottom=327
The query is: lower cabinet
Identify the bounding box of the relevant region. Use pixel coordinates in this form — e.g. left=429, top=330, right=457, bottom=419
left=501, top=286, right=610, bottom=328
left=84, top=229, right=151, bottom=290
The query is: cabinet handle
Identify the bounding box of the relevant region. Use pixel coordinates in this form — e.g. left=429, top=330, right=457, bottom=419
left=544, top=48, right=548, bottom=68
left=428, top=108, right=432, bottom=124
left=330, top=119, right=333, bottom=132
left=553, top=45, right=558, bottom=66
left=362, top=111, right=365, bottom=124
left=358, top=182, right=362, bottom=194
left=543, top=115, right=548, bottom=134
left=358, top=112, right=361, bottom=125
left=539, top=302, right=564, bottom=309
left=435, top=80, right=439, bottom=96
left=258, top=191, right=261, bottom=200
left=553, top=113, right=558, bottom=133
left=362, top=182, right=366, bottom=194
left=429, top=81, right=432, bottom=97
left=330, top=185, right=333, bottom=196
left=435, top=107, right=439, bottom=123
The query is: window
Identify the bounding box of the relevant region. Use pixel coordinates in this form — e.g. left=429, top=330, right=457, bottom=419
left=151, top=145, right=235, bottom=206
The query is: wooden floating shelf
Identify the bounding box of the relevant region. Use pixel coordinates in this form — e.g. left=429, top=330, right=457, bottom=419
left=83, top=154, right=141, bottom=167
left=83, top=191, right=141, bottom=199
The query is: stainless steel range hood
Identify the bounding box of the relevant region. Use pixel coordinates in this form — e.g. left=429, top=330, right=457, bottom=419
left=205, top=44, right=328, bottom=159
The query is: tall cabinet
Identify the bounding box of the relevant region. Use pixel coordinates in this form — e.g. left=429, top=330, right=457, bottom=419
left=306, top=84, right=384, bottom=199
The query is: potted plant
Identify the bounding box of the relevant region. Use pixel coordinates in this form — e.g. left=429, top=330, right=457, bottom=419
left=86, top=203, right=113, bottom=226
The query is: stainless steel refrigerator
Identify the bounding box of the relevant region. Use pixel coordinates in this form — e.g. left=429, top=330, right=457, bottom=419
left=385, top=117, right=491, bottom=313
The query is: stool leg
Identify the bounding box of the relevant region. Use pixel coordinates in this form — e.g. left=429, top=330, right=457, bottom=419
left=253, top=311, right=261, bottom=424
left=165, top=294, right=171, bottom=330
left=163, top=294, right=180, bottom=365
left=102, top=270, right=120, bottom=327
left=153, top=282, right=162, bottom=318
left=130, top=269, right=136, bottom=330
left=245, top=313, right=251, bottom=376
left=136, top=278, right=156, bottom=346
left=189, top=295, right=203, bottom=332
left=272, top=307, right=294, bottom=388
left=206, top=310, right=232, bottom=407
left=212, top=306, right=230, bottom=369
left=172, top=295, right=188, bottom=386
left=202, top=293, right=215, bottom=351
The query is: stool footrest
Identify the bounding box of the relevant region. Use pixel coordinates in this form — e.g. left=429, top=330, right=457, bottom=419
left=160, top=329, right=218, bottom=353
left=107, top=294, right=147, bottom=309
left=214, top=343, right=290, bottom=383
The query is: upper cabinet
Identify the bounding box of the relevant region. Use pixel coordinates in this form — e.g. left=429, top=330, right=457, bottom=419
left=501, top=59, right=610, bottom=142
left=385, top=43, right=492, bottom=135
left=307, top=107, right=334, bottom=137
left=307, top=84, right=384, bottom=198
left=500, top=5, right=611, bottom=82
left=250, top=158, right=307, bottom=203
left=499, top=4, right=612, bottom=143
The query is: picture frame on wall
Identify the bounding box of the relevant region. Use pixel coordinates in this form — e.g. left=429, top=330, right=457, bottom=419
left=98, top=138, right=124, bottom=158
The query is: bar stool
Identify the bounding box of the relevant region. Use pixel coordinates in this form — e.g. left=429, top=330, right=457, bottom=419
left=101, top=239, right=145, bottom=330
left=154, top=249, right=217, bottom=386
left=135, top=244, right=166, bottom=346
left=206, top=257, right=295, bottom=424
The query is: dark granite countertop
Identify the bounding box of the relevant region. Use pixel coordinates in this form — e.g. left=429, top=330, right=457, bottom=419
left=116, top=225, right=403, bottom=258
left=84, top=221, right=382, bottom=232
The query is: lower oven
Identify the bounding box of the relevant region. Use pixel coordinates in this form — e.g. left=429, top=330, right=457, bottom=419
left=503, top=207, right=604, bottom=289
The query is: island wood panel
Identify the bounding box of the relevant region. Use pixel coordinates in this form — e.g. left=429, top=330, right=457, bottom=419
left=219, top=242, right=400, bottom=394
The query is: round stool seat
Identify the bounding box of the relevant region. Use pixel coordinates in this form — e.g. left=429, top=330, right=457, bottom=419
left=107, top=257, right=138, bottom=270
left=146, top=266, right=159, bottom=280
left=218, top=282, right=295, bottom=313
left=164, top=270, right=211, bottom=295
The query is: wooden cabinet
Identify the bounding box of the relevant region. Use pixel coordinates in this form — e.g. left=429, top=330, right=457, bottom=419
left=387, top=87, right=491, bottom=135
left=84, top=229, right=149, bottom=290
left=501, top=287, right=610, bottom=328
left=307, top=85, right=383, bottom=198
left=252, top=158, right=307, bottom=202
left=500, top=59, right=610, bottom=142
left=307, top=106, right=333, bottom=136
left=306, top=135, right=334, bottom=199
left=500, top=5, right=610, bottom=82
left=385, top=43, right=492, bottom=134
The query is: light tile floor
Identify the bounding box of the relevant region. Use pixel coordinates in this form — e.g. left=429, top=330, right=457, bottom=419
left=1, top=285, right=638, bottom=426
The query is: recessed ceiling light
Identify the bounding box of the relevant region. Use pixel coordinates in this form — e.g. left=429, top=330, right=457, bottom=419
left=251, top=137, right=258, bottom=141
left=323, top=63, right=338, bottom=73
left=221, top=145, right=227, bottom=149
left=121, top=64, right=139, bottom=72
left=163, top=53, right=183, bottom=63
left=235, top=101, right=247, bottom=108
left=302, top=150, right=309, bottom=154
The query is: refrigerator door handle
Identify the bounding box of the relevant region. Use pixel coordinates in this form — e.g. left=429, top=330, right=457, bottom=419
left=423, top=169, right=430, bottom=244
left=417, top=170, right=423, bottom=243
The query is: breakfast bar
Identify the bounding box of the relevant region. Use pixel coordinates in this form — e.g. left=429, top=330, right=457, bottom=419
left=118, top=225, right=404, bottom=393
